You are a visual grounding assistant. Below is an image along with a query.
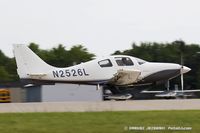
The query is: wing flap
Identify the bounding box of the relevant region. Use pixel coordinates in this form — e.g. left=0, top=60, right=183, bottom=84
left=110, top=69, right=141, bottom=85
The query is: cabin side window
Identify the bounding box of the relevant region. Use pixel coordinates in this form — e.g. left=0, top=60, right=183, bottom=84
left=115, top=57, right=134, bottom=66
left=98, top=59, right=113, bottom=67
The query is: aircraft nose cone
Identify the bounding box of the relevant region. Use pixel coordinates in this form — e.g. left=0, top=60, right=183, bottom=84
left=181, top=66, right=191, bottom=73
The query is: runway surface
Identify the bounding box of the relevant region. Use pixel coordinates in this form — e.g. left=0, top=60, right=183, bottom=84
left=0, top=99, right=200, bottom=113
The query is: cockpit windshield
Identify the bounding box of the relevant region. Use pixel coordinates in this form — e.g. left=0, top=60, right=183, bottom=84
left=135, top=58, right=147, bottom=65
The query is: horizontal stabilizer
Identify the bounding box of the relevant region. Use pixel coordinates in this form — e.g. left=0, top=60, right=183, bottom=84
left=27, top=73, right=47, bottom=78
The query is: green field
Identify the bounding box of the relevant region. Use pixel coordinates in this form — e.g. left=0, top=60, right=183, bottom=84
left=0, top=110, right=199, bottom=133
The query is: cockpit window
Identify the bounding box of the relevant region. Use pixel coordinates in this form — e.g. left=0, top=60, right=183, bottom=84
left=135, top=58, right=147, bottom=65
left=115, top=57, right=134, bottom=66
left=98, top=59, right=113, bottom=67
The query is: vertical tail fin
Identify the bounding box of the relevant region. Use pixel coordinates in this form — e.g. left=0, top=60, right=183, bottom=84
left=13, top=44, right=53, bottom=78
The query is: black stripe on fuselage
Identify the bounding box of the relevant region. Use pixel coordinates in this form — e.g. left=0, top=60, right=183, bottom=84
left=139, top=69, right=180, bottom=83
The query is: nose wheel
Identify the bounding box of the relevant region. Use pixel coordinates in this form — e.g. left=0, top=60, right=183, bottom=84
left=165, top=80, right=170, bottom=91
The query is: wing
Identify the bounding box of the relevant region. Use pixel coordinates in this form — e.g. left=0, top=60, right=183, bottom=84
left=109, top=69, right=141, bottom=85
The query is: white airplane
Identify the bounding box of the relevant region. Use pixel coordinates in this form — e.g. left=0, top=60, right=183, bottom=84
left=13, top=44, right=192, bottom=97
left=142, top=87, right=200, bottom=99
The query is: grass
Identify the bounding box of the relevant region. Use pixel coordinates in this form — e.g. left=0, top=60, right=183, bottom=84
left=0, top=110, right=199, bottom=133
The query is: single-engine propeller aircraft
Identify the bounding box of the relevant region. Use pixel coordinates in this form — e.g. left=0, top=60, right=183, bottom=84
left=13, top=44, right=195, bottom=100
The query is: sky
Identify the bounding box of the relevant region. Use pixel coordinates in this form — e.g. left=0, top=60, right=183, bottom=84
left=0, top=0, right=200, bottom=57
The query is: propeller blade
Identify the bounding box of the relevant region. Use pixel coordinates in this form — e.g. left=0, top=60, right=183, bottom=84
left=180, top=66, right=184, bottom=92
left=180, top=53, right=184, bottom=92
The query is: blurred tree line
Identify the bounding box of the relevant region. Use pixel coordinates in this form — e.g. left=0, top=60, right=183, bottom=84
left=1, top=41, right=200, bottom=89
left=0, top=43, right=95, bottom=83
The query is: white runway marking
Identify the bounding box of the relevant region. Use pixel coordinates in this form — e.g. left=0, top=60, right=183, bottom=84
left=0, top=99, right=200, bottom=113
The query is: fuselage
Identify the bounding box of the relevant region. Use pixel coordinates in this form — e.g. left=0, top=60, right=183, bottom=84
left=26, top=55, right=190, bottom=86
